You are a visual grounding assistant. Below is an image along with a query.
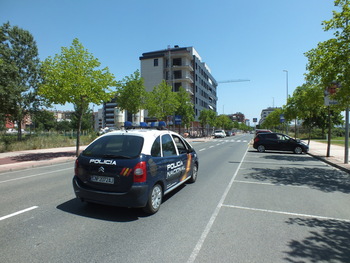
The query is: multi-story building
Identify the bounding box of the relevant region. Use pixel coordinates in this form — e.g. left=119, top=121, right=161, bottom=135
left=139, top=46, right=218, bottom=121
left=102, top=98, right=144, bottom=130
left=103, top=98, right=117, bottom=128
left=259, top=107, right=281, bottom=126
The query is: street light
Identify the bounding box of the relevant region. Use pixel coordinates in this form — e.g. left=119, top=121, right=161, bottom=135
left=283, top=70, right=288, bottom=100
left=283, top=70, right=288, bottom=134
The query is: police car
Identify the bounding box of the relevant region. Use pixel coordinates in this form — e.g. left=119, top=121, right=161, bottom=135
left=72, top=124, right=199, bottom=214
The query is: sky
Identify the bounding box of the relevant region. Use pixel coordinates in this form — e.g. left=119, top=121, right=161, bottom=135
left=0, top=0, right=338, bottom=123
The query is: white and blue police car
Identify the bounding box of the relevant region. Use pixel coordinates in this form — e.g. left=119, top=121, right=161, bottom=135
left=73, top=123, right=199, bottom=214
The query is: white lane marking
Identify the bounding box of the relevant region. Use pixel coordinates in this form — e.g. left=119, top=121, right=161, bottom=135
left=187, top=147, right=249, bottom=263
left=222, top=205, right=350, bottom=223
left=0, top=168, right=72, bottom=184
left=0, top=162, right=74, bottom=175
left=233, top=180, right=310, bottom=189
left=0, top=206, right=38, bottom=221
left=199, top=148, right=206, bottom=151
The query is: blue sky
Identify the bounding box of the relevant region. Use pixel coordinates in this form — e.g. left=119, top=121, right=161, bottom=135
left=1, top=0, right=337, bottom=122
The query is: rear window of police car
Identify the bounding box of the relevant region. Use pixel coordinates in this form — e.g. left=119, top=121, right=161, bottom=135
left=82, top=135, right=144, bottom=158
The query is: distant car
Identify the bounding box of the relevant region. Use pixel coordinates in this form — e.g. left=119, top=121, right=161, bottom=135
left=214, top=130, right=226, bottom=138
left=253, top=132, right=309, bottom=154
left=73, top=127, right=199, bottom=214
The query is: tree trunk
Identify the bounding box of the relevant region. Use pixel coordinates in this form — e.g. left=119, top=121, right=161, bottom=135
left=17, top=120, right=22, bottom=141
left=76, top=112, right=82, bottom=157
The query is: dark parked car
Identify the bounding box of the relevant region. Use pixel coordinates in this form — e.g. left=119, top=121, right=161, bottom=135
left=73, top=127, right=198, bottom=214
left=253, top=132, right=309, bottom=154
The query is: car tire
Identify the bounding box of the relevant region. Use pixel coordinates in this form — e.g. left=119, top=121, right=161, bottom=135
left=257, top=145, right=265, bottom=153
left=188, top=164, right=198, bottom=183
left=294, top=146, right=303, bottom=154
left=143, top=184, right=162, bottom=214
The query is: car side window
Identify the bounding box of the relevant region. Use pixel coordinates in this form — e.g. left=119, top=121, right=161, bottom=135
left=172, top=135, right=187, bottom=154
left=162, top=134, right=177, bottom=157
left=265, top=134, right=277, bottom=140
left=151, top=136, right=161, bottom=157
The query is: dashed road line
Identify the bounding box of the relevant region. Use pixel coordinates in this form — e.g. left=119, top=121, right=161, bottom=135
left=221, top=204, right=350, bottom=222
left=0, top=168, right=72, bottom=184
left=0, top=206, right=38, bottom=221
left=187, top=146, right=249, bottom=263
left=233, top=180, right=310, bottom=188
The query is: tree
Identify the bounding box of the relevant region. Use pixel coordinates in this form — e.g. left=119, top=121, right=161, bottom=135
left=175, top=87, right=194, bottom=131
left=0, top=22, right=42, bottom=139
left=285, top=84, right=324, bottom=142
left=71, top=105, right=93, bottom=131
left=198, top=109, right=216, bottom=136
left=304, top=0, right=349, bottom=155
left=145, top=80, right=179, bottom=122
left=117, top=70, right=146, bottom=122
left=32, top=109, right=56, bottom=131
left=261, top=108, right=283, bottom=130
left=40, top=38, right=117, bottom=156
left=56, top=120, right=72, bottom=132
left=216, top=114, right=233, bottom=130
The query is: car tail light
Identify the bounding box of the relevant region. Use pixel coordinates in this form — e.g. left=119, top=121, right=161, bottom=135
left=74, top=159, right=79, bottom=176
left=133, top=161, right=147, bottom=183
left=254, top=137, right=259, bottom=143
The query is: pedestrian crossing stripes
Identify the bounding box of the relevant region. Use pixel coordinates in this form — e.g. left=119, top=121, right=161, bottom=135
left=215, top=139, right=248, bottom=143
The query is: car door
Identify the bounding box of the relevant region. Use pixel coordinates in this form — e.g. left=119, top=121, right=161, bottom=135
left=160, top=134, right=186, bottom=190
left=264, top=133, right=279, bottom=150
left=171, top=134, right=192, bottom=181
left=278, top=134, right=295, bottom=151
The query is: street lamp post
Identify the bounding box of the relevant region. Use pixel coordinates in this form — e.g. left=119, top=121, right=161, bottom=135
left=283, top=70, right=288, bottom=134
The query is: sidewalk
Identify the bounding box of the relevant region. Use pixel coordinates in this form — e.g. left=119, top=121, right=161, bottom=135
left=0, top=146, right=83, bottom=173
left=307, top=140, right=350, bottom=174
left=0, top=139, right=349, bottom=174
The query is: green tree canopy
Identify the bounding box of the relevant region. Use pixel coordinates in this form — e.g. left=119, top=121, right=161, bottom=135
left=261, top=108, right=283, bottom=129
left=305, top=0, right=350, bottom=108
left=175, top=87, right=194, bottom=129
left=198, top=109, right=216, bottom=136
left=40, top=38, right=117, bottom=156
left=117, top=70, right=146, bottom=122
left=0, top=22, right=42, bottom=139
left=145, top=80, right=179, bottom=122
left=216, top=114, right=233, bottom=130
left=32, top=109, right=56, bottom=131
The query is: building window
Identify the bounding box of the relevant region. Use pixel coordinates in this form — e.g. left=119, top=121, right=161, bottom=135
left=154, top=59, right=158, bottom=66
left=174, top=70, right=182, bottom=79
left=173, top=58, right=181, bottom=66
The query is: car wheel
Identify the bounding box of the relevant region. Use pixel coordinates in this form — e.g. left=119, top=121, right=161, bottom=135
left=257, top=145, right=265, bottom=153
left=143, top=184, right=162, bottom=214
left=188, top=164, right=198, bottom=183
left=294, top=146, right=303, bottom=154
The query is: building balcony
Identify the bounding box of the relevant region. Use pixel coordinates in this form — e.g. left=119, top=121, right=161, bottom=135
left=173, top=73, right=194, bottom=83
left=171, top=64, right=194, bottom=71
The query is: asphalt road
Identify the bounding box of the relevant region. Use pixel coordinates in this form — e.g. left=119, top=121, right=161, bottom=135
left=1, top=133, right=350, bottom=263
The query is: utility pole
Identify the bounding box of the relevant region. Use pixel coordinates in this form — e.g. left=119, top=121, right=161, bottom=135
left=283, top=70, right=288, bottom=134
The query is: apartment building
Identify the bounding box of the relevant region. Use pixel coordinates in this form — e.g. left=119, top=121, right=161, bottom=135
left=139, top=46, right=218, bottom=121
left=102, top=98, right=144, bottom=129
left=259, top=107, right=281, bottom=126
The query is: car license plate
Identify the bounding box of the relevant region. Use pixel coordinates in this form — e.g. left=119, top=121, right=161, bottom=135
left=90, top=175, right=114, bottom=184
